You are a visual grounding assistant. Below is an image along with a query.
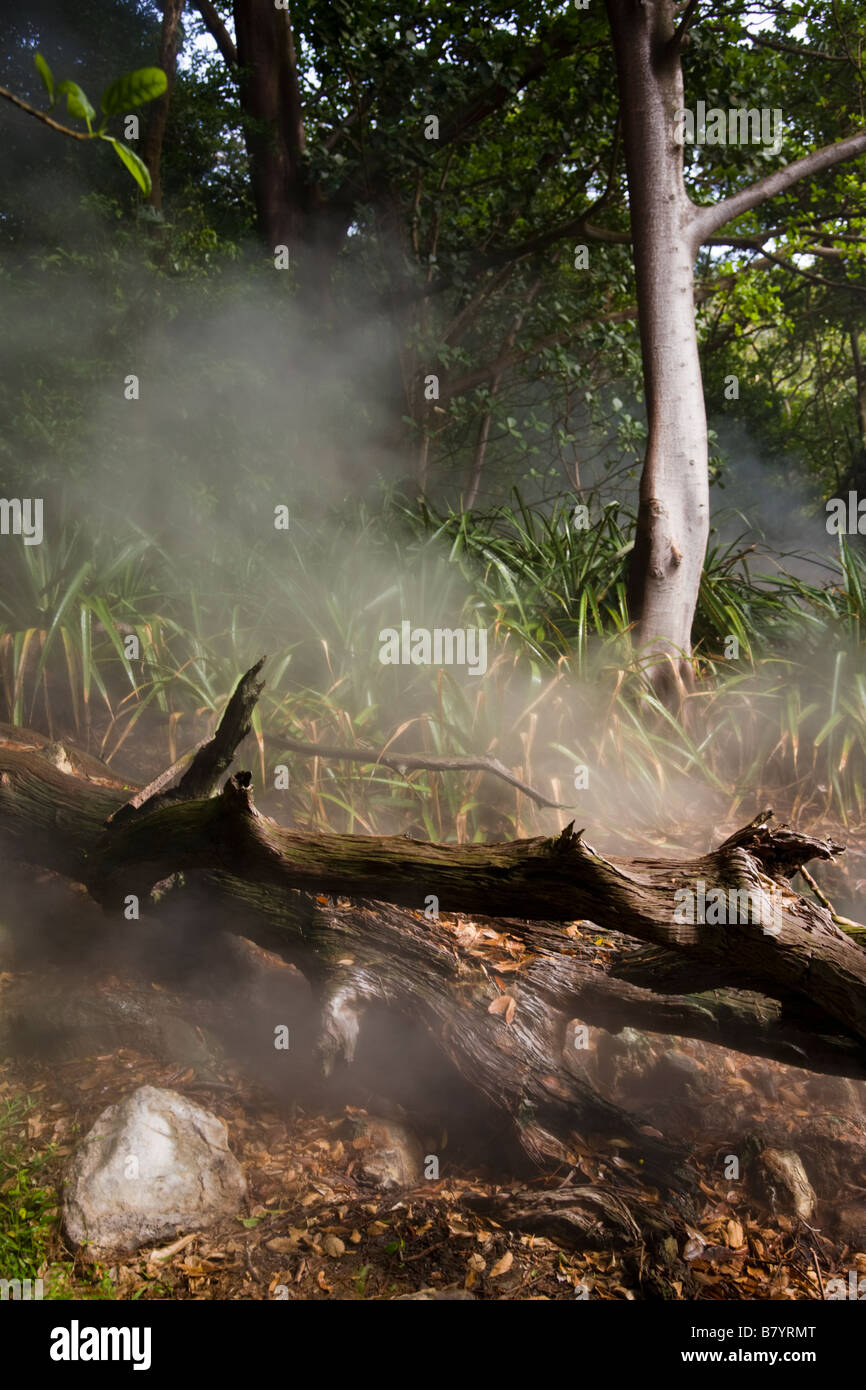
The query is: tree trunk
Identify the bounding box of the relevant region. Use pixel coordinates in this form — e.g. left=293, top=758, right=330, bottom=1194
left=464, top=383, right=497, bottom=509
left=606, top=0, right=708, bottom=690
left=848, top=330, right=866, bottom=489
left=230, top=0, right=348, bottom=295
left=233, top=0, right=309, bottom=253
left=604, top=2, right=866, bottom=685
left=141, top=0, right=186, bottom=212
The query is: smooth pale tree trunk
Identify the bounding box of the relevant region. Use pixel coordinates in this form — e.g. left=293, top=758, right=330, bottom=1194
left=604, top=0, right=866, bottom=686
left=606, top=0, right=708, bottom=688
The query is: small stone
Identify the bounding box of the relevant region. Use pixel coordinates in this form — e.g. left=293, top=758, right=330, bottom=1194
left=349, top=1117, right=423, bottom=1190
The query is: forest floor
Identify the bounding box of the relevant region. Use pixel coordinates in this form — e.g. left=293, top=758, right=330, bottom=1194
left=2, top=900, right=866, bottom=1301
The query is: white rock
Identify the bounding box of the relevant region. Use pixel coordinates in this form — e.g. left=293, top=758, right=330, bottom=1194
left=63, top=1085, right=247, bottom=1255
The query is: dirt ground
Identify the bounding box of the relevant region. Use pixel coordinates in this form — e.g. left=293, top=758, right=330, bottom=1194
left=2, top=952, right=865, bottom=1302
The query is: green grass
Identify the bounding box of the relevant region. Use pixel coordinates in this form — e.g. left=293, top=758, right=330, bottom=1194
left=0, top=1095, right=114, bottom=1299
left=1, top=494, right=865, bottom=835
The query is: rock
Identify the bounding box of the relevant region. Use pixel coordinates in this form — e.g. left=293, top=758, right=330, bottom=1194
left=63, top=1085, right=247, bottom=1255
left=0, top=978, right=219, bottom=1072
left=349, top=1116, right=423, bottom=1190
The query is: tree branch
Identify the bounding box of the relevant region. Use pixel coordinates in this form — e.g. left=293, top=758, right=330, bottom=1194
left=194, top=0, right=238, bottom=69
left=693, top=130, right=866, bottom=241
left=669, top=0, right=700, bottom=54
left=109, top=657, right=266, bottom=825
left=279, top=735, right=570, bottom=809
left=745, top=242, right=866, bottom=296
left=72, top=778, right=866, bottom=1050
left=704, top=234, right=866, bottom=294
left=749, top=35, right=848, bottom=65
left=439, top=256, right=772, bottom=401
left=392, top=212, right=629, bottom=311
left=440, top=306, right=639, bottom=401
left=346, top=22, right=599, bottom=210
left=433, top=26, right=595, bottom=151
left=0, top=87, right=92, bottom=140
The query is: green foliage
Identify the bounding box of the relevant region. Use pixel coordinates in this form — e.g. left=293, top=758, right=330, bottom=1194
left=0, top=1097, right=114, bottom=1300
left=2, top=1, right=866, bottom=849
left=9, top=1, right=866, bottom=510
left=0, top=1098, right=56, bottom=1285
left=100, top=67, right=167, bottom=116
left=106, top=137, right=151, bottom=193
left=19, top=55, right=167, bottom=195
left=33, top=53, right=54, bottom=102
left=56, top=79, right=96, bottom=127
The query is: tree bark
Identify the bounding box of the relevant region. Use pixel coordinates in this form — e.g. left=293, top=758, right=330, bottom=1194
left=848, top=330, right=866, bottom=488
left=606, top=0, right=708, bottom=689
left=141, top=0, right=186, bottom=212
left=232, top=0, right=310, bottom=253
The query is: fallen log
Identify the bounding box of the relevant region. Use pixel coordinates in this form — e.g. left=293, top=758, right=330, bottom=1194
left=75, top=771, right=866, bottom=1048
left=1, top=660, right=865, bottom=1198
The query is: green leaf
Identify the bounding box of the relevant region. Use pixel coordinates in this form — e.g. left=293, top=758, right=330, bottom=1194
left=34, top=53, right=54, bottom=102
left=100, top=67, right=167, bottom=116
left=56, top=80, right=95, bottom=125
left=104, top=137, right=152, bottom=194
